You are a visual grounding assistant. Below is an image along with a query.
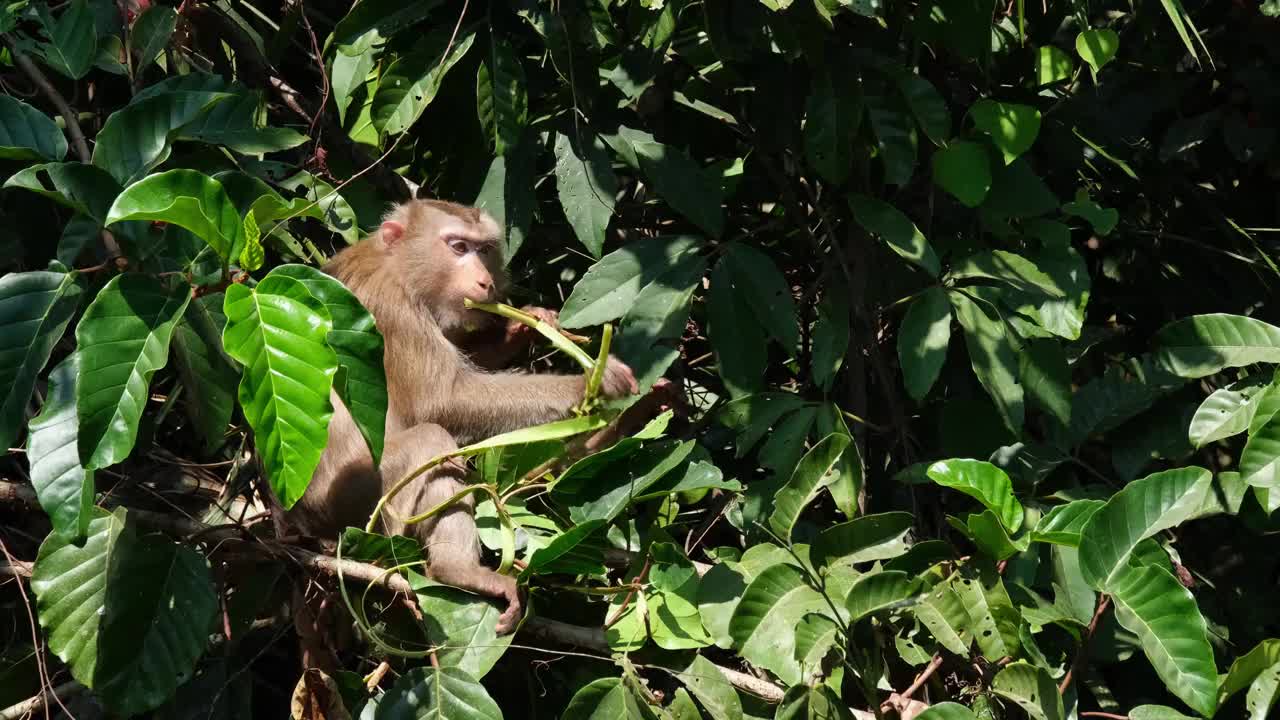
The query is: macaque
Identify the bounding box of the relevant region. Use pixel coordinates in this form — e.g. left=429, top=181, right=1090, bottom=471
left=289, top=199, right=638, bottom=633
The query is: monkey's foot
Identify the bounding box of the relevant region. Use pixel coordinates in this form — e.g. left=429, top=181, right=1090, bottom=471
left=494, top=583, right=523, bottom=635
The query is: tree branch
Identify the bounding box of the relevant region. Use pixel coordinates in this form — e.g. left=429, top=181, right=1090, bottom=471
left=1060, top=595, right=1112, bottom=694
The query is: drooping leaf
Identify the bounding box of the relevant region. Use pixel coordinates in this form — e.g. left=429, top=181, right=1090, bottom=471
left=0, top=95, right=67, bottom=161
left=898, top=287, right=952, bottom=401
left=0, top=271, right=83, bottom=450
left=1220, top=639, right=1280, bottom=705
left=76, top=274, right=190, bottom=469
left=176, top=93, right=308, bottom=155
left=721, top=242, right=798, bottom=353
left=473, top=138, right=537, bottom=261
left=330, top=42, right=377, bottom=124
left=31, top=508, right=217, bottom=717
left=949, top=249, right=1066, bottom=299
left=803, top=65, right=863, bottom=184
left=1109, top=563, right=1219, bottom=718
left=812, top=512, right=914, bottom=571
left=992, top=662, right=1063, bottom=720
left=560, top=235, right=702, bottom=329
left=769, top=433, right=853, bottom=539
left=707, top=257, right=768, bottom=398
left=328, top=0, right=441, bottom=54
left=366, top=666, right=503, bottom=720
left=130, top=5, right=177, bottom=68
left=951, top=291, right=1025, bottom=433
left=92, top=91, right=230, bottom=184
left=611, top=127, right=725, bottom=237
left=476, top=36, right=528, bottom=156
left=1078, top=466, right=1212, bottom=590
left=679, top=655, right=743, bottom=720
left=27, top=354, right=93, bottom=540
left=912, top=578, right=972, bottom=655
left=849, top=194, right=940, bottom=276
left=617, top=252, right=709, bottom=392
left=222, top=276, right=337, bottom=508
left=1240, top=412, right=1280, bottom=493
left=954, top=564, right=1021, bottom=659
left=561, top=677, right=648, bottom=720
left=171, top=294, right=238, bottom=453
left=728, top=563, right=827, bottom=685
left=554, top=130, right=618, bottom=258
left=560, top=440, right=696, bottom=523
left=277, top=171, right=361, bottom=245
left=106, top=169, right=246, bottom=263
left=927, top=459, right=1024, bottom=532
left=371, top=27, right=476, bottom=136
left=932, top=141, right=992, bottom=207
left=1020, top=339, right=1072, bottom=426
left=519, top=520, right=606, bottom=580
left=269, top=265, right=388, bottom=465
left=970, top=100, right=1042, bottom=164
left=866, top=92, right=918, bottom=186
left=4, top=162, right=122, bottom=223
left=894, top=71, right=950, bottom=145
left=33, top=0, right=96, bottom=79
left=1154, top=314, right=1280, bottom=379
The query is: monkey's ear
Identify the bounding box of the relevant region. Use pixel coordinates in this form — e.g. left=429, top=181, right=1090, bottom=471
left=380, top=221, right=406, bottom=246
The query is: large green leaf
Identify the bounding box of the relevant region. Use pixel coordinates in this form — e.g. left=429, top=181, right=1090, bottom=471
left=728, top=563, right=827, bottom=685
left=477, top=36, right=527, bottom=156
left=554, top=130, right=619, bottom=258
left=803, top=65, right=862, bottom=184
left=845, top=570, right=918, bottom=621
left=926, top=459, right=1024, bottom=532
left=1155, top=314, right=1280, bottom=379
left=92, top=91, right=230, bottom=184
left=954, top=564, right=1021, bottom=659
left=0, top=95, right=67, bottom=160
left=328, top=0, right=441, bottom=53
left=951, top=291, right=1024, bottom=433
left=949, top=250, right=1066, bottom=299
left=1110, top=563, right=1218, bottom=717
left=365, top=666, right=502, bottom=719
left=76, top=274, right=190, bottom=469
left=171, top=294, right=238, bottom=452
left=849, top=194, right=940, bottom=276
left=912, top=578, right=971, bottom=655
left=992, top=662, right=1063, bottom=720
left=412, top=581, right=512, bottom=679
left=330, top=41, right=377, bottom=123
left=107, top=169, right=246, bottom=263
left=812, top=511, right=914, bottom=571
left=223, top=275, right=337, bottom=508
left=31, top=508, right=217, bottom=717
left=898, top=287, right=952, bottom=401
left=776, top=684, right=854, bottom=720
left=130, top=5, right=177, bottom=69
left=1078, top=466, right=1212, bottom=590
left=473, top=140, right=537, bottom=261
left=1020, top=338, right=1072, bottom=426
left=916, top=704, right=978, bottom=720
left=27, top=354, right=93, bottom=540
left=1188, top=376, right=1271, bottom=447
left=769, top=433, right=853, bottom=539
left=969, top=100, right=1041, bottom=164
left=708, top=257, right=767, bottom=398
left=1240, top=411, right=1280, bottom=493
left=616, top=252, right=708, bottom=392
left=1076, top=29, right=1120, bottom=77
left=176, top=93, right=308, bottom=155
left=270, top=265, right=387, bottom=465
left=33, top=0, right=96, bottom=79
left=932, top=141, right=992, bottom=207
left=560, top=440, right=695, bottom=523
left=561, top=677, right=648, bottom=720
left=894, top=71, right=950, bottom=144
left=866, top=92, right=918, bottom=186
left=1030, top=500, right=1104, bottom=546
left=561, top=235, right=703, bottom=328
left=812, top=282, right=850, bottom=392
left=611, top=127, right=725, bottom=238
left=4, top=162, right=122, bottom=224
left=371, top=28, right=476, bottom=135
left=1220, top=639, right=1280, bottom=705
left=721, top=242, right=799, bottom=353
left=0, top=271, right=82, bottom=450
left=679, top=655, right=743, bottom=720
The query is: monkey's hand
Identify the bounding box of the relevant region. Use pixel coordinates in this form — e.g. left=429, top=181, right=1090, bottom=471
left=599, top=356, right=640, bottom=399
left=503, top=305, right=559, bottom=350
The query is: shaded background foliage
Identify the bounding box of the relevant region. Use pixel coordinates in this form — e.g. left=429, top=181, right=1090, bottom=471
left=1, top=0, right=1279, bottom=718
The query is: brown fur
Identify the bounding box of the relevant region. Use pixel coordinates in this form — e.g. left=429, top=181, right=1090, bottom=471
left=289, top=200, right=637, bottom=633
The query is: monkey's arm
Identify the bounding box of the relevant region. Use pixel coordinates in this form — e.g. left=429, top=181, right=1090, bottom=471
left=429, top=370, right=587, bottom=442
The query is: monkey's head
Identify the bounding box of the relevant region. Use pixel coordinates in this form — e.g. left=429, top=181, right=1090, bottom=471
left=379, top=200, right=507, bottom=334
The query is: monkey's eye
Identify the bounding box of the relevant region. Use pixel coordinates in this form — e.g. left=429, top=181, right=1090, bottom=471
left=447, top=239, right=468, bottom=256
left=477, top=245, right=491, bottom=257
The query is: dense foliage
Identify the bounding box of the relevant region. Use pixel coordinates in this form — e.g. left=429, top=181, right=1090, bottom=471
left=1, top=0, right=1279, bottom=718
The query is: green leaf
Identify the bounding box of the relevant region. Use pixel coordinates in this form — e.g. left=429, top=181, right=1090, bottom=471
left=949, top=249, right=1066, bottom=299
left=476, top=36, right=528, bottom=156
left=680, top=655, right=743, bottom=720
left=33, top=0, right=96, bottom=79
left=912, top=578, right=972, bottom=655
left=718, top=393, right=808, bottom=457
left=5, top=162, right=122, bottom=223
left=1075, top=29, right=1120, bottom=77
left=813, top=512, right=914, bottom=571
left=647, top=544, right=713, bottom=650
left=803, top=65, right=863, bottom=184
left=722, top=243, right=798, bottom=353
left=1241, top=412, right=1280, bottom=493
left=812, top=282, right=850, bottom=392
left=371, top=28, right=476, bottom=136
left=728, top=563, right=827, bottom=685
left=970, top=100, right=1041, bottom=164
left=1128, top=706, right=1198, bottom=720
left=708, top=258, right=767, bottom=398
left=898, top=287, right=952, bottom=401
left=612, top=127, right=725, bottom=237
left=1155, top=314, right=1280, bottom=379
left=951, top=292, right=1024, bottom=433
left=473, top=139, right=537, bottom=261
left=328, top=0, right=442, bottom=53
left=560, top=440, right=696, bottom=523
left=617, top=253, right=708, bottom=392
left=277, top=171, right=361, bottom=244
left=367, top=666, right=502, bottom=719
left=92, top=91, right=229, bottom=184
left=31, top=508, right=217, bottom=717
left=932, top=141, right=991, bottom=206
left=107, top=169, right=246, bottom=263
left=76, top=274, right=190, bottom=469
left=1062, top=188, right=1118, bottom=236
left=926, top=459, right=1024, bottom=532
left=560, top=235, right=702, bottom=329
left=1030, top=500, right=1104, bottom=546
left=849, top=194, right=940, bottom=276
left=776, top=684, right=854, bottom=720
left=1020, top=339, right=1071, bottom=426
left=130, top=5, right=177, bottom=68
left=1110, top=563, right=1218, bottom=717
left=1034, top=46, right=1074, bottom=85
left=959, top=510, right=1030, bottom=560
left=1078, top=466, right=1212, bottom=590
left=223, top=276, right=337, bottom=508
left=520, top=520, right=606, bottom=580
left=562, top=677, right=648, bottom=719
left=992, top=662, right=1063, bottom=720
left=330, top=42, right=377, bottom=124
left=554, top=130, right=619, bottom=258
left=0, top=271, right=83, bottom=450
left=0, top=95, right=66, bottom=160
left=894, top=71, right=950, bottom=145
left=177, top=93, right=308, bottom=155
left=1188, top=376, right=1271, bottom=447
left=412, top=581, right=512, bottom=679
left=866, top=92, right=918, bottom=186
left=57, top=215, right=98, bottom=266
left=769, top=434, right=852, bottom=539
left=27, top=354, right=93, bottom=540
left=269, top=265, right=388, bottom=466
left=171, top=293, right=237, bottom=453
left=955, top=564, right=1021, bottom=659
left=915, top=704, right=978, bottom=720
left=845, top=570, right=918, bottom=621
left=1221, top=639, right=1280, bottom=704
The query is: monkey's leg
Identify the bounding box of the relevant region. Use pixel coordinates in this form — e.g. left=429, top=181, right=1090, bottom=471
left=380, top=423, right=523, bottom=633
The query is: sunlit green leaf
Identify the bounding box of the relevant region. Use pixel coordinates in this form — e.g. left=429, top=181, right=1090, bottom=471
left=477, top=36, right=528, bottom=156
left=899, top=287, right=952, bottom=401
left=1155, top=314, right=1280, bottom=379
left=27, top=354, right=93, bottom=540
left=372, top=27, right=476, bottom=135
left=368, top=666, right=503, bottom=719
left=970, top=100, right=1041, bottom=164
left=769, top=433, right=852, bottom=539
left=728, top=563, right=826, bottom=685
left=107, top=169, right=245, bottom=262
left=813, top=512, right=914, bottom=571
left=849, top=194, right=939, bottom=276
left=992, top=662, right=1063, bottom=720
left=1076, top=29, right=1120, bottom=78
left=554, top=130, right=618, bottom=258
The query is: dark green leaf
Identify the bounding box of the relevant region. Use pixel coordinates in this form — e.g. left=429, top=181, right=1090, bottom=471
left=130, top=5, right=177, bottom=68
left=849, top=194, right=940, bottom=276
left=951, top=292, right=1025, bottom=434
left=1020, top=339, right=1071, bottom=426
left=92, top=91, right=229, bottom=184
left=813, top=512, right=914, bottom=571
left=932, top=141, right=992, bottom=207
left=27, top=354, right=93, bottom=540
left=803, top=66, right=862, bottom=184
left=707, top=257, right=767, bottom=398
left=34, top=0, right=96, bottom=79
left=371, top=28, right=476, bottom=136
left=0, top=95, right=67, bottom=160
left=898, top=287, right=952, bottom=401
left=0, top=271, right=82, bottom=450
left=554, top=130, right=619, bottom=258
left=4, top=162, right=122, bottom=223
left=476, top=36, right=528, bottom=156
left=769, top=433, right=852, bottom=539
left=722, top=242, right=799, bottom=353
left=366, top=666, right=502, bottom=720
